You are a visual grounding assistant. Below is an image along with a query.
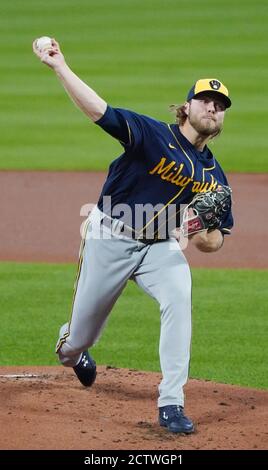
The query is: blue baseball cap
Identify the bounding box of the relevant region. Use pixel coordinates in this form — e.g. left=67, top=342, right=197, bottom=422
left=187, top=78, right=232, bottom=108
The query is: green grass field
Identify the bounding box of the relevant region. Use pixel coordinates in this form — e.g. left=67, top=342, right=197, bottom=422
left=0, top=262, right=267, bottom=389
left=0, top=0, right=268, bottom=172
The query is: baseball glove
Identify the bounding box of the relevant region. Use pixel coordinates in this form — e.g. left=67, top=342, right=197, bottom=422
left=180, top=185, right=232, bottom=237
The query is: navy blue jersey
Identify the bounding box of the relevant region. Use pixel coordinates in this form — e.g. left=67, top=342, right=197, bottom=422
left=95, top=105, right=233, bottom=239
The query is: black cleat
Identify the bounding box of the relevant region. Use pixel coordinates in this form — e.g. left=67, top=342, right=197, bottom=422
left=159, top=405, right=194, bottom=434
left=73, top=351, right=97, bottom=387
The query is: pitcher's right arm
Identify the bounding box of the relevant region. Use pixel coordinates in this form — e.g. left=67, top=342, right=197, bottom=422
left=33, top=38, right=107, bottom=122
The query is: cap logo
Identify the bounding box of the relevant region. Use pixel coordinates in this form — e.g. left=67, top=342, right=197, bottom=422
left=209, top=80, right=221, bottom=90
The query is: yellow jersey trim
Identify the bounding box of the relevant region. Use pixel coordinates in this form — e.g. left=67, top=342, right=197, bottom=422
left=126, top=119, right=132, bottom=146
left=167, top=125, right=195, bottom=179
left=138, top=125, right=195, bottom=235
left=202, top=163, right=215, bottom=182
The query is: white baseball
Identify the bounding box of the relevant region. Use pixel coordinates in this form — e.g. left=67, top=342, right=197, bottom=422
left=36, top=36, right=52, bottom=52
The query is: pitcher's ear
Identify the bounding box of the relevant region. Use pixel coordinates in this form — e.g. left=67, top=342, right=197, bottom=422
left=184, top=101, right=190, bottom=116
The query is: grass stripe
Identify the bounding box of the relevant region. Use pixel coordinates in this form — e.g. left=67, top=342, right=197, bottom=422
left=0, top=261, right=267, bottom=389
left=0, top=0, right=267, bottom=171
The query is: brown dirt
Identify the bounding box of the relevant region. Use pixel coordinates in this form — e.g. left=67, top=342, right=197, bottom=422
left=0, top=170, right=267, bottom=450
left=0, top=171, right=267, bottom=268
left=0, top=366, right=267, bottom=450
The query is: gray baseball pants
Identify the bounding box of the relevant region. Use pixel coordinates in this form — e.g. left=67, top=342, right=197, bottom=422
left=56, top=206, right=192, bottom=408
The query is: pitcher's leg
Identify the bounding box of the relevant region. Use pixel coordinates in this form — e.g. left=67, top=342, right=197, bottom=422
left=56, top=228, right=141, bottom=367
left=157, top=266, right=191, bottom=408
left=133, top=239, right=192, bottom=407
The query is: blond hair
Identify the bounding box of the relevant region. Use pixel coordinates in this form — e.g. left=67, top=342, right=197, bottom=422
left=169, top=103, right=188, bottom=126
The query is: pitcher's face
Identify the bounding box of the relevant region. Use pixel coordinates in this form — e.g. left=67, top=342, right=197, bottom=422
left=186, top=92, right=226, bottom=136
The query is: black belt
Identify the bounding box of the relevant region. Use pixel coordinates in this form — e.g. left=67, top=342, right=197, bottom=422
left=100, top=216, right=168, bottom=244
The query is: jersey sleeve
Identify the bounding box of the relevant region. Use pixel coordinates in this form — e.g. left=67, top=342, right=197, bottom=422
left=95, top=105, right=145, bottom=149
left=219, top=210, right=234, bottom=235
left=218, top=174, right=234, bottom=235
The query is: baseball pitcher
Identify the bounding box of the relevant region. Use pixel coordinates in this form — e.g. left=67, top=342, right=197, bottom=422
left=33, top=38, right=233, bottom=434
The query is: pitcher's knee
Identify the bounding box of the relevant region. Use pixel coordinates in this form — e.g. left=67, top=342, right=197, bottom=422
left=160, top=283, right=191, bottom=312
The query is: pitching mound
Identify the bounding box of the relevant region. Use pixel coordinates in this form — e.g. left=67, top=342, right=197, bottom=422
left=0, top=366, right=267, bottom=450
